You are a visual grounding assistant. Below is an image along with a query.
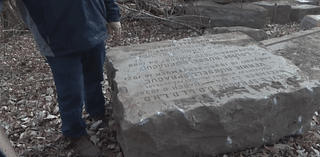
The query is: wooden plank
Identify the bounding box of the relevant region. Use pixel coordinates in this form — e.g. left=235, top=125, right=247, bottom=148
left=0, top=127, right=17, bottom=157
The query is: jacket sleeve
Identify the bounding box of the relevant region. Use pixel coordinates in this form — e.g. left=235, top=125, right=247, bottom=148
left=104, top=0, right=121, bottom=23
left=0, top=0, right=3, bottom=13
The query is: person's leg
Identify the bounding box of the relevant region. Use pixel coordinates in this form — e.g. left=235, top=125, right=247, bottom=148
left=46, top=54, right=87, bottom=138
left=81, top=42, right=106, bottom=118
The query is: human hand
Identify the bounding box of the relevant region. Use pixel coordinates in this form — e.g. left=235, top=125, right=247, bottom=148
left=107, top=22, right=121, bottom=41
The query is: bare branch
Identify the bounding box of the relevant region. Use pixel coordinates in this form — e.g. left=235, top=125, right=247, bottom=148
left=118, top=3, right=201, bottom=33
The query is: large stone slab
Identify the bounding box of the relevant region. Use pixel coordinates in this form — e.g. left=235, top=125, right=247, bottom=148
left=179, top=1, right=268, bottom=29
left=290, top=4, right=320, bottom=22
left=105, top=32, right=320, bottom=157
left=0, top=127, right=17, bottom=157
left=254, top=1, right=291, bottom=24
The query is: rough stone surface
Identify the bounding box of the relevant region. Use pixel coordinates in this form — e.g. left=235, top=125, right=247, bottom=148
left=299, top=14, right=320, bottom=30
left=182, top=1, right=268, bottom=29
left=290, top=4, right=320, bottom=22
left=0, top=127, right=17, bottom=157
left=204, top=26, right=268, bottom=41
left=254, top=1, right=292, bottom=24
left=262, top=27, right=320, bottom=80
left=106, top=32, right=320, bottom=157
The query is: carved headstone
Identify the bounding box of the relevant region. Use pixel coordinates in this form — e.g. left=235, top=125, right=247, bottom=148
left=105, top=32, right=320, bottom=157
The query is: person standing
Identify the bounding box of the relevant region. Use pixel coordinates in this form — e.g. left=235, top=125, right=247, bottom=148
left=0, top=0, right=121, bottom=156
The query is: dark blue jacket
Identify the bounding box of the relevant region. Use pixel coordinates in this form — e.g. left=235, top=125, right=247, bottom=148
left=0, top=0, right=120, bottom=57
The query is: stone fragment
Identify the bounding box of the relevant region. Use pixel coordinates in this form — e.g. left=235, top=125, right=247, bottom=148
left=204, top=26, right=268, bottom=41
left=290, top=4, right=320, bottom=22
left=177, top=1, right=267, bottom=29
left=254, top=1, right=291, bottom=24
left=106, top=32, right=320, bottom=157
left=300, top=15, right=320, bottom=30
left=0, top=127, right=17, bottom=157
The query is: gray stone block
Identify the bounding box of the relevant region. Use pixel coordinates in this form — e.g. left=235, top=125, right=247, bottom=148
left=290, top=4, right=320, bottom=22
left=204, top=26, right=268, bottom=41
left=300, top=14, right=320, bottom=30
left=254, top=1, right=291, bottom=24
left=106, top=32, right=320, bottom=157
left=180, top=1, right=268, bottom=29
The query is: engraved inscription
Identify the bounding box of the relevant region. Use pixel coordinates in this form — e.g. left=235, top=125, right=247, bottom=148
left=114, top=37, right=302, bottom=102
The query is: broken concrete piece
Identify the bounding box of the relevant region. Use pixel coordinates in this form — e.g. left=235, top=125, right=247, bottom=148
left=254, top=1, right=291, bottom=24
left=290, top=4, right=320, bottom=22
left=300, top=15, right=320, bottom=30
left=204, top=26, right=268, bottom=41
left=106, top=32, right=320, bottom=157
left=180, top=1, right=268, bottom=29
left=0, top=127, right=17, bottom=157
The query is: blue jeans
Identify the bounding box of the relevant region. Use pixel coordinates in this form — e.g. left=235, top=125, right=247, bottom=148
left=46, top=42, right=106, bottom=138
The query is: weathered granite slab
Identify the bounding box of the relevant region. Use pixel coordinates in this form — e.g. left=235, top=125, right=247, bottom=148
left=290, top=4, right=320, bottom=22
left=105, top=32, right=320, bottom=157
left=300, top=14, right=320, bottom=30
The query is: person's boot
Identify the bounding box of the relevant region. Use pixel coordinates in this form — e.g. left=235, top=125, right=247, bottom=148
left=69, top=135, right=101, bottom=157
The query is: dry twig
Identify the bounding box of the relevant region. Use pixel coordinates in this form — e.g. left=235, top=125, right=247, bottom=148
left=118, top=3, right=201, bottom=33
